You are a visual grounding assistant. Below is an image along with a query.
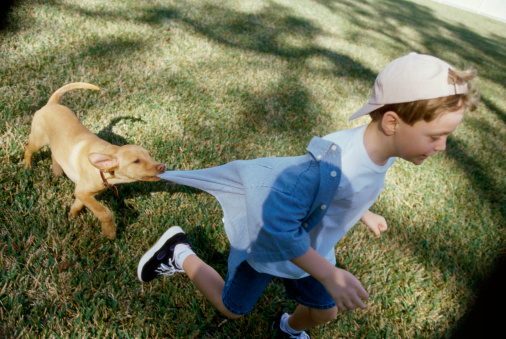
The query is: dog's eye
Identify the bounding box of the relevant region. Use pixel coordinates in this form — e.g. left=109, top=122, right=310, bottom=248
left=133, top=159, right=141, bottom=164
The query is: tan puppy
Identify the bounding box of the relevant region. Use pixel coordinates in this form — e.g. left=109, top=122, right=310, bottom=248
left=24, top=83, right=166, bottom=239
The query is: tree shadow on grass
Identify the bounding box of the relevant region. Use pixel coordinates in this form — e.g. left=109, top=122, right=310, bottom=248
left=15, top=0, right=505, bottom=143
left=138, top=1, right=379, bottom=157
left=97, top=116, right=144, bottom=146
left=481, top=95, right=506, bottom=125
left=318, top=0, right=506, bottom=87
left=446, top=137, right=505, bottom=222
left=142, top=1, right=378, bottom=80
left=60, top=0, right=378, bottom=139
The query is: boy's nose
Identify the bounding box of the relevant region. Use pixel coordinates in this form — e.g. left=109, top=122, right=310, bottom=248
left=435, top=136, right=447, bottom=151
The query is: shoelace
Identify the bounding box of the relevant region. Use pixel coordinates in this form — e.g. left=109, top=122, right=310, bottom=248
left=154, top=259, right=184, bottom=276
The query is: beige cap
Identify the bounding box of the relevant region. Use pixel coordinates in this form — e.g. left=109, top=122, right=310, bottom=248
left=349, top=52, right=468, bottom=120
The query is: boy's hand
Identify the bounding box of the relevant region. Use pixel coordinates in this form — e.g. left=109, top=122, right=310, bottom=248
left=361, top=210, right=388, bottom=238
left=321, top=267, right=369, bottom=312
left=291, top=248, right=369, bottom=312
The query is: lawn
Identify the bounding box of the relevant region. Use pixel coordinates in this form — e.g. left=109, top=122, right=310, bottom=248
left=0, top=0, right=505, bottom=338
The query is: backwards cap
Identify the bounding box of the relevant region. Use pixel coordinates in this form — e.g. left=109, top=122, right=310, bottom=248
left=349, top=52, right=468, bottom=120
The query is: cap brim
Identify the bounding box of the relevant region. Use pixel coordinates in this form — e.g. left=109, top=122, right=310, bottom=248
left=348, top=103, right=384, bottom=121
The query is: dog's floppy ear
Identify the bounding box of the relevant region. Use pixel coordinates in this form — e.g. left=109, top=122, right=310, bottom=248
left=88, top=153, right=119, bottom=172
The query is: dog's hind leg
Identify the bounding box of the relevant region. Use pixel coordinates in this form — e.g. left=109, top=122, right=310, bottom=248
left=24, top=125, right=48, bottom=168
left=74, top=189, right=116, bottom=240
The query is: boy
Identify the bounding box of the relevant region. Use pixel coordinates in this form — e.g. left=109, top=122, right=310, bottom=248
left=137, top=53, right=479, bottom=338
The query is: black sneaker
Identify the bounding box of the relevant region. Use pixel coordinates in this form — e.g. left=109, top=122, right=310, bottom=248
left=137, top=226, right=191, bottom=282
left=271, top=312, right=310, bottom=339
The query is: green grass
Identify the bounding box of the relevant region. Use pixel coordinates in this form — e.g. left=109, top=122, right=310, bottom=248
left=1, top=0, right=505, bottom=337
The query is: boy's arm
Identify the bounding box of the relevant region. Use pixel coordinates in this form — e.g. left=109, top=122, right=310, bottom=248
left=361, top=210, right=388, bottom=238
left=290, top=247, right=369, bottom=311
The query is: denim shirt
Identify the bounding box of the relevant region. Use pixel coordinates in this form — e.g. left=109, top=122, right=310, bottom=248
left=158, top=137, right=342, bottom=274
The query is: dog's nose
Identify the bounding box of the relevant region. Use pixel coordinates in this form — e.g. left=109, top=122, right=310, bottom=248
left=157, top=164, right=166, bottom=173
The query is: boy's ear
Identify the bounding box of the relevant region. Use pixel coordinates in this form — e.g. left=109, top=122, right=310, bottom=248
left=381, top=111, right=400, bottom=136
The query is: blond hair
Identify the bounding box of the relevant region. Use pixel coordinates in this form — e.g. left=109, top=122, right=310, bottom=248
left=370, top=68, right=480, bottom=125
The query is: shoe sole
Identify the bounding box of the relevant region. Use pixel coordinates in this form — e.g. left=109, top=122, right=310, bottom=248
left=137, top=226, right=184, bottom=282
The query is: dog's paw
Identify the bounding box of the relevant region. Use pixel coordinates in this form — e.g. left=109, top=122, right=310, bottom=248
left=69, top=208, right=81, bottom=217
left=70, top=199, right=84, bottom=217
left=103, top=229, right=117, bottom=240
left=102, top=221, right=117, bottom=240
left=23, top=158, right=32, bottom=168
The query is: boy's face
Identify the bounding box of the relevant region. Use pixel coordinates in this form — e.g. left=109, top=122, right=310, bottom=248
left=393, top=106, right=465, bottom=165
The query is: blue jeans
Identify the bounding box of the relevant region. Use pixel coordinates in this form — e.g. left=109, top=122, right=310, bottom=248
left=222, top=261, right=336, bottom=315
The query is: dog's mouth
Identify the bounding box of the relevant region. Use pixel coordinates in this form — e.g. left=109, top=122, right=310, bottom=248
left=141, top=176, right=161, bottom=181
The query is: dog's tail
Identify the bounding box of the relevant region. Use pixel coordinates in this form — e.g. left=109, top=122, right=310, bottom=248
left=47, top=82, right=101, bottom=104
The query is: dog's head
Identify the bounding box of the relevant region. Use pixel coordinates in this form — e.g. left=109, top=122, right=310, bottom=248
left=88, top=145, right=166, bottom=183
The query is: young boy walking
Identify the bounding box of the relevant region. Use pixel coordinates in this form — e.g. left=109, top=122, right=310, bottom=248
left=137, top=53, right=478, bottom=338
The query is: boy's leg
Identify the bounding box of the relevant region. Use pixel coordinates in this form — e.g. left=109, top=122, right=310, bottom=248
left=288, top=305, right=338, bottom=331
left=137, top=226, right=240, bottom=319
left=183, top=257, right=273, bottom=319
left=277, top=275, right=338, bottom=334
left=182, top=254, right=241, bottom=319
left=220, top=260, right=274, bottom=316
left=138, top=226, right=272, bottom=319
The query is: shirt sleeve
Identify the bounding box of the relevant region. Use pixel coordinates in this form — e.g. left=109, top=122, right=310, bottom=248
left=249, top=159, right=321, bottom=263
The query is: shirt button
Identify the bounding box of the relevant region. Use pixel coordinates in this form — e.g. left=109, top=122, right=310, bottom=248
left=320, top=205, right=327, bottom=210
left=302, top=223, right=308, bottom=228
left=317, top=154, right=322, bottom=160
left=330, top=171, right=337, bottom=177
left=246, top=248, right=252, bottom=254
left=331, top=145, right=337, bottom=151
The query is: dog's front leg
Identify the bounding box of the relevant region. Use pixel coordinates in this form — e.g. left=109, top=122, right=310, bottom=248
left=70, top=197, right=85, bottom=216
left=74, top=190, right=116, bottom=240
left=51, top=154, right=63, bottom=176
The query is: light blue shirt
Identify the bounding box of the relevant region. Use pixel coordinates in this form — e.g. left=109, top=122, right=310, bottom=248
left=248, top=125, right=395, bottom=278
left=158, top=136, right=342, bottom=275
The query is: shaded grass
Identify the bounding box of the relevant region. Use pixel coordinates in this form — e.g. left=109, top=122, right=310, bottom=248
left=0, top=0, right=505, bottom=337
